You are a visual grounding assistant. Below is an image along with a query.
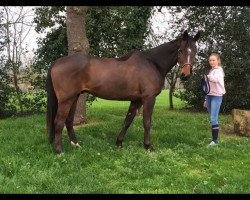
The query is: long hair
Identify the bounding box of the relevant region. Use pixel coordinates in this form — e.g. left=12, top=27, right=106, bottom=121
left=209, top=52, right=222, bottom=66
left=209, top=52, right=225, bottom=76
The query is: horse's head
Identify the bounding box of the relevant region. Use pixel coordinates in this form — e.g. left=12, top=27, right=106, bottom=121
left=178, top=30, right=200, bottom=81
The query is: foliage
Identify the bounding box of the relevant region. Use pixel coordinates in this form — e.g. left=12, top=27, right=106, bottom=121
left=0, top=59, right=11, bottom=118
left=0, top=8, right=13, bottom=117
left=0, top=86, right=17, bottom=118
left=0, top=52, right=46, bottom=118
left=0, top=7, right=40, bottom=117
left=171, top=6, right=250, bottom=113
left=0, top=91, right=249, bottom=193
left=86, top=6, right=152, bottom=57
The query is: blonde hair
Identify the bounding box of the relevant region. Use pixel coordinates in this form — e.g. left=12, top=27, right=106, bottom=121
left=209, top=52, right=222, bottom=66
left=209, top=52, right=225, bottom=76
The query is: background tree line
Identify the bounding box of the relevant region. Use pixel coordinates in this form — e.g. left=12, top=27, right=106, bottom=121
left=0, top=6, right=249, bottom=118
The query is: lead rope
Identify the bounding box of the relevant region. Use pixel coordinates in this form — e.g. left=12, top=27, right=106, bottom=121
left=201, top=75, right=210, bottom=95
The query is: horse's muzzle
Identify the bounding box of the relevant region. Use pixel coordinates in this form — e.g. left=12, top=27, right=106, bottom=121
left=180, top=73, right=191, bottom=81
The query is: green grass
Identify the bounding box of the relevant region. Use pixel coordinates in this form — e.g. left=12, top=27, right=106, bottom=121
left=0, top=90, right=249, bottom=194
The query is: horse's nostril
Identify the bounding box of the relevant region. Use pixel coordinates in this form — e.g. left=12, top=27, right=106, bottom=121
left=180, top=74, right=186, bottom=81
left=180, top=73, right=191, bottom=81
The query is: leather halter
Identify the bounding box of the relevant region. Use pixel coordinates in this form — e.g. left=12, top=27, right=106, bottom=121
left=178, top=48, right=193, bottom=69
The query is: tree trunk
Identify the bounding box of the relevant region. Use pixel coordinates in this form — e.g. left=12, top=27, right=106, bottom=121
left=12, top=62, right=23, bottom=112
left=167, top=73, right=177, bottom=110
left=66, top=6, right=89, bottom=125
left=169, top=86, right=174, bottom=110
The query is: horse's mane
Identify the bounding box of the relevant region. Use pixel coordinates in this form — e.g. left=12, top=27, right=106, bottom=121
left=115, top=50, right=139, bottom=61
left=115, top=37, right=184, bottom=62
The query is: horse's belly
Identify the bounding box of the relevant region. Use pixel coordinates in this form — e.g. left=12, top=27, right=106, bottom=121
left=88, top=83, right=141, bottom=101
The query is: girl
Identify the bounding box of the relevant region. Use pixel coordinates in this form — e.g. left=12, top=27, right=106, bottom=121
left=203, top=53, right=226, bottom=146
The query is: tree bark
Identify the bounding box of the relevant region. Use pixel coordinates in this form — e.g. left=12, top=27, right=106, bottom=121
left=169, top=86, right=174, bottom=110
left=166, top=65, right=179, bottom=110
left=66, top=6, right=89, bottom=125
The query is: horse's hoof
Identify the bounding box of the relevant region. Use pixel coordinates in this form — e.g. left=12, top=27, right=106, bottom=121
left=116, top=139, right=123, bottom=148
left=75, top=143, right=81, bottom=148
left=144, top=143, right=155, bottom=153
left=55, top=149, right=63, bottom=155
left=56, top=152, right=64, bottom=157
left=70, top=141, right=76, bottom=146
left=71, top=141, right=82, bottom=148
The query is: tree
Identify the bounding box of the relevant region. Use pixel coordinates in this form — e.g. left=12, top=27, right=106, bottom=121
left=0, top=8, right=9, bottom=117
left=171, top=6, right=250, bottom=113
left=66, top=6, right=89, bottom=125
left=1, top=7, right=34, bottom=113
left=166, top=65, right=180, bottom=110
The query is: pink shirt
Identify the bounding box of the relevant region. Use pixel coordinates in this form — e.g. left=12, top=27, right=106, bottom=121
left=207, top=66, right=226, bottom=96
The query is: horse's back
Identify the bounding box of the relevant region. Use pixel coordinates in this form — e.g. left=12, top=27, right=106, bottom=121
left=52, top=52, right=90, bottom=70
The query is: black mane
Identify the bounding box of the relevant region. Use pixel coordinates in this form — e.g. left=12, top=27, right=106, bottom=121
left=140, top=38, right=181, bottom=77
left=115, top=50, right=139, bottom=61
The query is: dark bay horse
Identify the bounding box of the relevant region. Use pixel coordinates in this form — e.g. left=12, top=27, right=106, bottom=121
left=47, top=30, right=200, bottom=154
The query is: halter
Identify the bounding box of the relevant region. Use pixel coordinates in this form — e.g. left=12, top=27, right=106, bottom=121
left=201, top=75, right=210, bottom=95
left=180, top=63, right=193, bottom=69
left=178, top=48, right=193, bottom=69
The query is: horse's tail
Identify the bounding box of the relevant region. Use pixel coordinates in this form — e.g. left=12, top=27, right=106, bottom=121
left=46, top=66, right=58, bottom=144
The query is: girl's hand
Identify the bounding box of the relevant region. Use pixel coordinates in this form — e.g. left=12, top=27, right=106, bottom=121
left=203, top=101, right=207, bottom=108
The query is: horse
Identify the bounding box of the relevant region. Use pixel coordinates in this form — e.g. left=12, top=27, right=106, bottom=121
left=46, top=30, right=200, bottom=154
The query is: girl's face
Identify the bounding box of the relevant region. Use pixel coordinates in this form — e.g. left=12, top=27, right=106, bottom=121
left=209, top=55, right=219, bottom=68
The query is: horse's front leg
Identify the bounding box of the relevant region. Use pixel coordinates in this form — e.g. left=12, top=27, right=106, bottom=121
left=142, top=96, right=156, bottom=152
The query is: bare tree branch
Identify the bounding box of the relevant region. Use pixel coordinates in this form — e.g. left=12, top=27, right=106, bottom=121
left=2, top=6, right=35, bottom=113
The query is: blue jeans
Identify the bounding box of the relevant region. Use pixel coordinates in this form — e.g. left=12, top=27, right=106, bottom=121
left=206, top=95, right=222, bottom=126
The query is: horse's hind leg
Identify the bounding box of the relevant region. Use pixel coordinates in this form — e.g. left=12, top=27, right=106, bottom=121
left=116, top=101, right=142, bottom=148
left=65, top=96, right=81, bottom=148
left=54, top=97, right=77, bottom=154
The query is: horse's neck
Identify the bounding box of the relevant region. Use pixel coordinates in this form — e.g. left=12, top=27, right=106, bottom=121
left=142, top=39, right=180, bottom=78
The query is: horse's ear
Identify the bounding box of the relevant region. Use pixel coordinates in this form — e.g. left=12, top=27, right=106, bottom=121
left=194, top=31, right=201, bottom=41
left=182, top=30, right=189, bottom=40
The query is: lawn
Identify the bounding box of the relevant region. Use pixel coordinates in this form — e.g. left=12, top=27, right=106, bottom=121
left=0, top=90, right=249, bottom=193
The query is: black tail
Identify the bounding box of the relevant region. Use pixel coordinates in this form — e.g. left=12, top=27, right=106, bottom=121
left=46, top=66, right=58, bottom=144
